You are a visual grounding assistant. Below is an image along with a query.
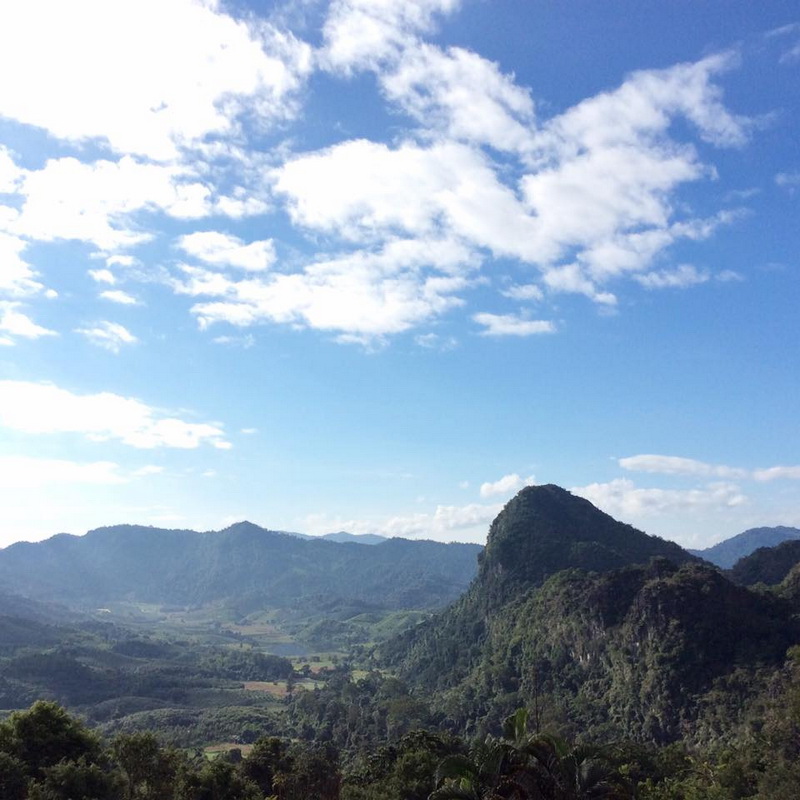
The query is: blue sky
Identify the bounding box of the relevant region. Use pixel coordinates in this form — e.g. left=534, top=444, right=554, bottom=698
left=0, top=0, right=798, bottom=549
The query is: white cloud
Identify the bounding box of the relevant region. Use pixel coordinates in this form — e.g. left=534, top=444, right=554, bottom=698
left=89, top=269, right=117, bottom=284
left=0, top=456, right=126, bottom=489
left=752, top=466, right=800, bottom=482
left=132, top=465, right=164, bottom=477
left=76, top=321, right=138, bottom=353
left=501, top=283, right=544, bottom=302
left=213, top=334, right=255, bottom=348
left=181, top=237, right=476, bottom=338
left=619, top=454, right=746, bottom=479
left=573, top=477, right=747, bottom=519
left=177, top=231, right=276, bottom=271
left=274, top=139, right=539, bottom=257
left=322, top=0, right=460, bottom=73
left=0, top=302, right=57, bottom=339
left=304, top=498, right=501, bottom=542
left=480, top=472, right=535, bottom=498
left=270, top=52, right=746, bottom=335
left=106, top=255, right=138, bottom=268
left=473, top=312, right=555, bottom=337
left=13, top=156, right=213, bottom=251
left=0, top=232, right=47, bottom=297
left=635, top=264, right=710, bottom=289
left=621, top=454, right=800, bottom=484
left=0, top=146, right=23, bottom=192
left=0, top=380, right=230, bottom=449
left=381, top=43, right=535, bottom=152
left=100, top=290, right=140, bottom=305
left=0, top=0, right=312, bottom=160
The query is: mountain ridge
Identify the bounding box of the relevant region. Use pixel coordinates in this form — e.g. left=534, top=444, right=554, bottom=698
left=690, top=525, right=800, bottom=568
left=0, top=522, right=481, bottom=612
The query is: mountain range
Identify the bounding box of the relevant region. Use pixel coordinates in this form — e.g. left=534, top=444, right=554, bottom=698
left=0, top=522, right=479, bottom=612
left=3, top=488, right=800, bottom=747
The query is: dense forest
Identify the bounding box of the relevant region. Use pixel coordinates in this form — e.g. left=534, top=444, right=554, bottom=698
left=2, top=486, right=800, bottom=797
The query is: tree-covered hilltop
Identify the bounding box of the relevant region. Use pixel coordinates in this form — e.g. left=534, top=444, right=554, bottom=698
left=729, top=539, right=800, bottom=587
left=690, top=526, right=800, bottom=569
left=380, top=486, right=798, bottom=744
left=0, top=523, right=481, bottom=612
left=380, top=485, right=697, bottom=692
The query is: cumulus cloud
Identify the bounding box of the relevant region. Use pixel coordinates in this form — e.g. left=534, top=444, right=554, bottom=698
left=177, top=231, right=276, bottom=271
left=12, top=156, right=214, bottom=250
left=0, top=302, right=57, bottom=340
left=0, top=0, right=758, bottom=344
left=381, top=43, right=535, bottom=151
left=269, top=52, right=747, bottom=338
left=473, top=312, right=555, bottom=337
left=573, top=477, right=747, bottom=519
left=480, top=473, right=535, bottom=497
left=76, top=321, right=138, bottom=353
left=179, top=237, right=476, bottom=339
left=0, top=380, right=230, bottom=449
left=322, top=0, right=460, bottom=73
left=0, top=0, right=312, bottom=160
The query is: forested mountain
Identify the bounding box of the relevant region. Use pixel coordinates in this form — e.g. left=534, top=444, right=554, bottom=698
left=381, top=485, right=798, bottom=743
left=0, top=522, right=480, bottom=612
left=690, top=525, right=800, bottom=568
left=730, top=539, right=800, bottom=587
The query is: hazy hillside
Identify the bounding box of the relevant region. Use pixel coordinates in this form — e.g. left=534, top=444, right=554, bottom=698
left=690, top=526, right=800, bottom=568
left=381, top=485, right=797, bottom=743
left=0, top=522, right=480, bottom=612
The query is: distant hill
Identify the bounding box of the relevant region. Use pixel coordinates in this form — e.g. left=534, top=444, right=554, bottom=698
left=0, top=521, right=480, bottom=612
left=730, top=539, right=800, bottom=586
left=381, top=484, right=797, bottom=743
left=288, top=530, right=388, bottom=544
left=322, top=531, right=387, bottom=544
left=690, top=526, right=800, bottom=568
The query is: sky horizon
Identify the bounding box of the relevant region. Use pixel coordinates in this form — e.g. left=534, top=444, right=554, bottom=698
left=0, top=0, right=798, bottom=550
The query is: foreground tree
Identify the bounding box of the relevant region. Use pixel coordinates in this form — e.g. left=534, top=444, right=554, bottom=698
left=430, top=710, right=631, bottom=800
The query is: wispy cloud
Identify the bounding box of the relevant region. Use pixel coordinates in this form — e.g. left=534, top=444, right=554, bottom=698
left=75, top=321, right=137, bottom=353
left=620, top=453, right=800, bottom=482
left=0, top=380, right=231, bottom=450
